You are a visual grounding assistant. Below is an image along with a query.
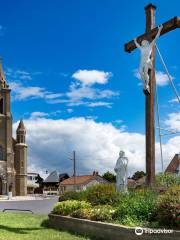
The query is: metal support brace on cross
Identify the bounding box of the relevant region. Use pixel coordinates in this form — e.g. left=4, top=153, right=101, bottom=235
left=124, top=4, right=180, bottom=187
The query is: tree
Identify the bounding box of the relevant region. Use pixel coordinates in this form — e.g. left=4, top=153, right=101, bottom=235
left=35, top=174, right=44, bottom=187
left=102, top=171, right=116, bottom=183
left=132, top=171, right=146, bottom=180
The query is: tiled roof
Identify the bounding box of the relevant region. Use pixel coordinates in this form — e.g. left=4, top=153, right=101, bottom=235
left=60, top=175, right=101, bottom=185
left=165, top=154, right=180, bottom=173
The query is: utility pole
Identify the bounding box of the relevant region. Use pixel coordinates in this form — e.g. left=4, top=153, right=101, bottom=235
left=73, top=150, right=76, bottom=191
left=124, top=4, right=180, bottom=187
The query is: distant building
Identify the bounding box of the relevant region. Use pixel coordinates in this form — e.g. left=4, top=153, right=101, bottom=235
left=165, top=154, right=180, bottom=174
left=127, top=176, right=146, bottom=188
left=27, top=173, right=39, bottom=194
left=43, top=171, right=69, bottom=195
left=59, top=171, right=108, bottom=194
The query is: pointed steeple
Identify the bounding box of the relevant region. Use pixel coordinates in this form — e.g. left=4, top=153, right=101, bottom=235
left=16, top=119, right=26, bottom=144
left=17, top=119, right=26, bottom=131
left=0, top=58, right=8, bottom=89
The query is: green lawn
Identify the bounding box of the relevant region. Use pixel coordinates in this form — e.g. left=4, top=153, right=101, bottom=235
left=0, top=213, right=91, bottom=240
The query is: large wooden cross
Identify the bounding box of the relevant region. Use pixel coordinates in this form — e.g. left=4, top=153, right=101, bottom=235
left=124, top=4, right=180, bottom=187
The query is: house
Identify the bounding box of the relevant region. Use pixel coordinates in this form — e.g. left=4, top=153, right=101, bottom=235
left=27, top=173, right=39, bottom=194
left=127, top=176, right=146, bottom=188
left=43, top=171, right=69, bottom=195
left=165, top=154, right=180, bottom=174
left=59, top=171, right=108, bottom=194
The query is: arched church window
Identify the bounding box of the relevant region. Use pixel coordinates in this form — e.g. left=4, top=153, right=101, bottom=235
left=0, top=98, right=3, bottom=114
left=0, top=146, right=4, bottom=160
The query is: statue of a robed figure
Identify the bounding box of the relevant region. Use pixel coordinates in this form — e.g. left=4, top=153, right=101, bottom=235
left=114, top=151, right=128, bottom=193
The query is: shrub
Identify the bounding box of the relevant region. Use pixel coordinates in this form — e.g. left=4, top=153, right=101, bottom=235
left=113, top=189, right=158, bottom=221
left=156, top=173, right=180, bottom=188
left=86, top=184, right=120, bottom=206
left=71, top=205, right=115, bottom=222
left=59, top=191, right=87, bottom=202
left=53, top=200, right=91, bottom=216
left=156, top=185, right=180, bottom=228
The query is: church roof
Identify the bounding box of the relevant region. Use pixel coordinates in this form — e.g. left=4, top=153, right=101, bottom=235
left=165, top=154, right=180, bottom=174
left=44, top=171, right=69, bottom=183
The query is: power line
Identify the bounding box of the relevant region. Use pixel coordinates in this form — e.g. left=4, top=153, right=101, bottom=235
left=155, top=83, right=164, bottom=172
left=155, top=44, right=180, bottom=103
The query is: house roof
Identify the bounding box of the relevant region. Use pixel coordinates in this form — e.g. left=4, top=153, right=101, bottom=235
left=44, top=171, right=69, bottom=183
left=165, top=154, right=180, bottom=173
left=60, top=175, right=104, bottom=186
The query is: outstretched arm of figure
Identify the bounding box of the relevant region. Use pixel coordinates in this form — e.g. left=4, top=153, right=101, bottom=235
left=151, top=24, right=163, bottom=45
left=134, top=38, right=141, bottom=49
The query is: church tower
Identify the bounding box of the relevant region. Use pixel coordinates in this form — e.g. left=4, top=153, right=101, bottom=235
left=0, top=59, right=27, bottom=196
left=0, top=60, right=16, bottom=195
left=14, top=120, right=27, bottom=196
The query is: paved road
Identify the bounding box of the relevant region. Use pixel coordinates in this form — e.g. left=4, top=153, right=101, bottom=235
left=0, top=197, right=58, bottom=214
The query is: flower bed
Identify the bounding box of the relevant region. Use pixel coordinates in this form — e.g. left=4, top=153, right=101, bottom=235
left=54, top=184, right=180, bottom=228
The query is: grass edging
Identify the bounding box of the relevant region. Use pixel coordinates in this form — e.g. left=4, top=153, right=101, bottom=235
left=48, top=214, right=180, bottom=240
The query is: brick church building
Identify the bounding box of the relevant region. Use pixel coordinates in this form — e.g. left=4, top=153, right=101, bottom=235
left=0, top=61, right=27, bottom=196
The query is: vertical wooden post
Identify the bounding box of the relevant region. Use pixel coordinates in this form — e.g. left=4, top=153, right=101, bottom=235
left=73, top=150, right=76, bottom=190
left=145, top=4, right=156, bottom=187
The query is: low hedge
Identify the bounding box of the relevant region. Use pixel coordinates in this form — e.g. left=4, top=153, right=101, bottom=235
left=71, top=205, right=115, bottom=222
left=53, top=200, right=91, bottom=216
left=113, top=189, right=158, bottom=222
left=156, top=185, right=180, bottom=228
left=59, top=184, right=120, bottom=206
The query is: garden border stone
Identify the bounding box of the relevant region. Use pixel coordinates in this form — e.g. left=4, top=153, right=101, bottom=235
left=48, top=214, right=180, bottom=240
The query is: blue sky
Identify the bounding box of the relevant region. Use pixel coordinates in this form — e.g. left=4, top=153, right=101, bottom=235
left=0, top=0, right=180, bottom=175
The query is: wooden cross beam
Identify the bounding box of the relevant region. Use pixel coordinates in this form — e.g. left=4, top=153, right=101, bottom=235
left=125, top=16, right=180, bottom=53
left=124, top=4, right=180, bottom=187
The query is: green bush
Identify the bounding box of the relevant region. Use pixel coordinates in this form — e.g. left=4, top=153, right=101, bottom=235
left=156, top=173, right=180, bottom=188
left=86, top=184, right=120, bottom=206
left=113, top=189, right=158, bottom=221
left=71, top=205, right=115, bottom=222
left=156, top=185, right=180, bottom=228
left=53, top=200, right=91, bottom=216
left=59, top=191, right=87, bottom=202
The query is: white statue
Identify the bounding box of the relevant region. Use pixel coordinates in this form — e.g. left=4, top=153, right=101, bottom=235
left=134, top=25, right=163, bottom=93
left=114, top=151, right=128, bottom=193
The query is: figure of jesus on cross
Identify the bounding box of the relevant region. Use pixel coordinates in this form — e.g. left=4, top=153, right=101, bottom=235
left=134, top=24, right=163, bottom=94
left=124, top=4, right=180, bottom=186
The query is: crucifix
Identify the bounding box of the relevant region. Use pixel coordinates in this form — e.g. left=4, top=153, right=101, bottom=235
left=124, top=4, right=180, bottom=187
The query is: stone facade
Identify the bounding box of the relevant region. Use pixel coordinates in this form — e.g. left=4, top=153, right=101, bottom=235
left=0, top=61, right=27, bottom=196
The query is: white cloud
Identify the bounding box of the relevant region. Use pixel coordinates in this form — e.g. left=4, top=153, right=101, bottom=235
left=72, top=70, right=112, bottom=86
left=169, top=98, right=178, bottom=103
left=87, top=102, right=112, bottom=108
left=134, top=69, right=173, bottom=87
left=9, top=82, right=45, bottom=100
left=30, top=112, right=49, bottom=118
left=45, top=93, right=64, bottom=99
left=13, top=117, right=179, bottom=176
left=156, top=71, right=171, bottom=86
left=67, top=108, right=73, bottom=113
left=7, top=67, right=118, bottom=108
left=9, top=82, right=64, bottom=101
left=165, top=112, right=180, bottom=131
left=6, top=68, right=33, bottom=80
